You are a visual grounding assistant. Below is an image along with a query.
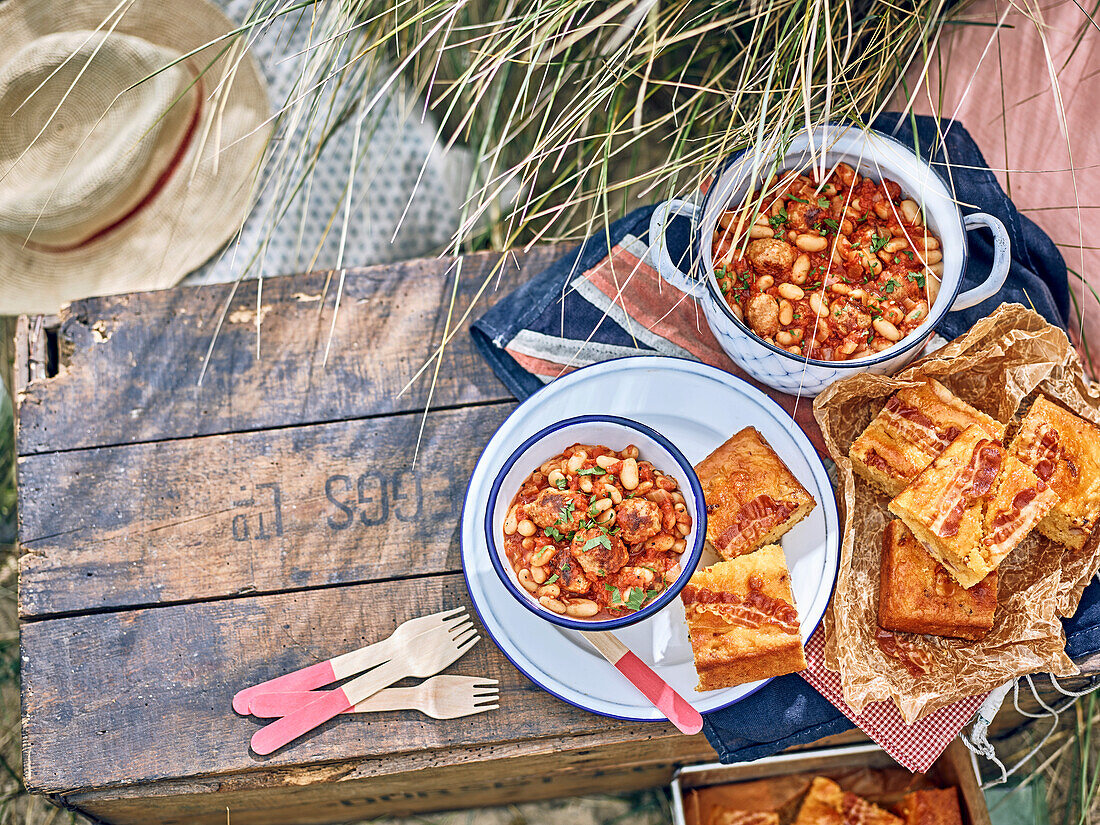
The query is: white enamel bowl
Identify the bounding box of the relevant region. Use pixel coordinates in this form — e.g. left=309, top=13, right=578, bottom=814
left=648, top=123, right=1012, bottom=397
left=484, top=414, right=707, bottom=631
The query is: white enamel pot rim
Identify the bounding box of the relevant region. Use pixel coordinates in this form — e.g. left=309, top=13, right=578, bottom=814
left=648, top=123, right=1012, bottom=370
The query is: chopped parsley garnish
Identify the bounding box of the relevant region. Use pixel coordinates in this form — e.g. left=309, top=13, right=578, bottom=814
left=768, top=207, right=788, bottom=230
left=582, top=534, right=612, bottom=552
left=554, top=478, right=568, bottom=490
left=544, top=526, right=564, bottom=541
left=822, top=217, right=840, bottom=232
left=906, top=272, right=926, bottom=288
left=545, top=574, right=559, bottom=585
left=557, top=501, right=575, bottom=524
left=577, top=466, right=606, bottom=476
left=882, top=278, right=898, bottom=294
left=793, top=313, right=802, bottom=320
left=817, top=197, right=830, bottom=209
left=903, top=249, right=915, bottom=260
left=867, top=328, right=875, bottom=344
left=561, top=561, right=571, bottom=573
left=789, top=196, right=809, bottom=204
left=870, top=234, right=889, bottom=253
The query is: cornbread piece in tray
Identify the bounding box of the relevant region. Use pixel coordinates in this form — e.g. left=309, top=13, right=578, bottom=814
left=894, top=788, right=963, bottom=825
left=889, top=425, right=1058, bottom=589
left=792, top=777, right=902, bottom=825
left=850, top=380, right=1005, bottom=498
left=681, top=545, right=806, bottom=692
left=878, top=520, right=997, bottom=640
left=695, top=427, right=816, bottom=560
left=1010, top=395, right=1100, bottom=551
left=711, top=811, right=779, bottom=825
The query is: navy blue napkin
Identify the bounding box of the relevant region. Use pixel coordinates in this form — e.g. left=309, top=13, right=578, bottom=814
left=472, top=114, right=1095, bottom=763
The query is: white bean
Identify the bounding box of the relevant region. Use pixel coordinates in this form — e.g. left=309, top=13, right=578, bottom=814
left=809, top=291, right=829, bottom=318
left=531, top=546, right=555, bottom=567
left=595, top=454, right=617, bottom=469
left=517, top=519, right=537, bottom=537
left=565, top=600, right=599, bottom=618
left=504, top=507, right=519, bottom=535
left=777, top=283, right=804, bottom=300
left=518, top=569, right=538, bottom=593
left=791, top=254, right=810, bottom=284
left=796, top=234, right=827, bottom=253
left=566, top=452, right=587, bottom=473
left=539, top=596, right=566, bottom=614
left=873, top=318, right=902, bottom=342
left=620, top=458, right=640, bottom=490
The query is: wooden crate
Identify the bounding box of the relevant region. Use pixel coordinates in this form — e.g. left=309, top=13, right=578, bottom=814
left=672, top=740, right=990, bottom=825
left=10, top=248, right=1099, bottom=824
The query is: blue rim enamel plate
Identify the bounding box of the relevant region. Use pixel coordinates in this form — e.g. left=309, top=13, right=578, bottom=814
left=460, top=356, right=840, bottom=720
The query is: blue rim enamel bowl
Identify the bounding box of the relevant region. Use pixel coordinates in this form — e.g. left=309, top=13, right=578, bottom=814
left=483, top=414, right=707, bottom=632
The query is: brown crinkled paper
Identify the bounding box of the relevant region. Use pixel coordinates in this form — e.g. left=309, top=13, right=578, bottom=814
left=812, top=303, right=1100, bottom=723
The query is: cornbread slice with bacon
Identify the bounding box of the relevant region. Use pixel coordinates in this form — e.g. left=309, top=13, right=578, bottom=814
left=793, top=777, right=902, bottom=825
left=695, top=427, right=816, bottom=560
left=889, top=425, right=1057, bottom=589
left=878, top=520, right=997, bottom=640
left=894, top=788, right=963, bottom=825
left=1010, top=395, right=1100, bottom=551
left=681, top=545, right=806, bottom=691
left=850, top=380, right=1005, bottom=498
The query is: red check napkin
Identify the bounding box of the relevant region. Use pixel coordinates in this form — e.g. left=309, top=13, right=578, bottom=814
left=799, top=628, right=985, bottom=772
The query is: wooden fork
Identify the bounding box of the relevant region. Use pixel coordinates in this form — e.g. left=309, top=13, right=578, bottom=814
left=248, top=675, right=500, bottom=720
left=251, top=618, right=480, bottom=754
left=233, top=606, right=468, bottom=715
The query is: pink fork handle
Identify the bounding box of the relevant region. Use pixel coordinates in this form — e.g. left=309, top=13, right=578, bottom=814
left=614, top=651, right=704, bottom=735
left=250, top=687, right=352, bottom=755
left=250, top=691, right=339, bottom=717
left=233, top=661, right=337, bottom=715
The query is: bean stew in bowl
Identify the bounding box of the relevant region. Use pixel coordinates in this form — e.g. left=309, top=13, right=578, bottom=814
left=485, top=415, right=707, bottom=631
left=713, top=164, right=942, bottom=362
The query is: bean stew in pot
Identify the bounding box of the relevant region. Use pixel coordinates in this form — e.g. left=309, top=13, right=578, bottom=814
left=503, top=443, right=692, bottom=620
left=712, top=163, right=945, bottom=361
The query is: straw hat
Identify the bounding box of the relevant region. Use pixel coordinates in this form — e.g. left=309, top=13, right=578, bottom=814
left=0, top=0, right=271, bottom=315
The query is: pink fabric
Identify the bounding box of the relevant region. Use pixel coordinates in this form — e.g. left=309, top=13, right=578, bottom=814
left=896, top=0, right=1100, bottom=371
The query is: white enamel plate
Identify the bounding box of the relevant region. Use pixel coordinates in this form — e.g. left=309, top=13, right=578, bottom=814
left=460, top=356, right=840, bottom=720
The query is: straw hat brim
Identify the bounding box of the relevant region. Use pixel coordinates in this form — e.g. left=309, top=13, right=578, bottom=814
left=0, top=0, right=272, bottom=315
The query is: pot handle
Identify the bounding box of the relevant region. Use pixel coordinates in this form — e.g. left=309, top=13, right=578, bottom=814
left=648, top=198, right=707, bottom=298
left=949, top=213, right=1011, bottom=311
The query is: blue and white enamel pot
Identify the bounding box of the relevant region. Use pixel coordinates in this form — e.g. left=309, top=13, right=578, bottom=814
left=648, top=124, right=1012, bottom=397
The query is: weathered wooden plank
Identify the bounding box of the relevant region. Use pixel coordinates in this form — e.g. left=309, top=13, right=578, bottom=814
left=18, top=402, right=514, bottom=618
left=20, top=572, right=710, bottom=796
left=15, top=246, right=565, bottom=455
left=65, top=736, right=719, bottom=825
